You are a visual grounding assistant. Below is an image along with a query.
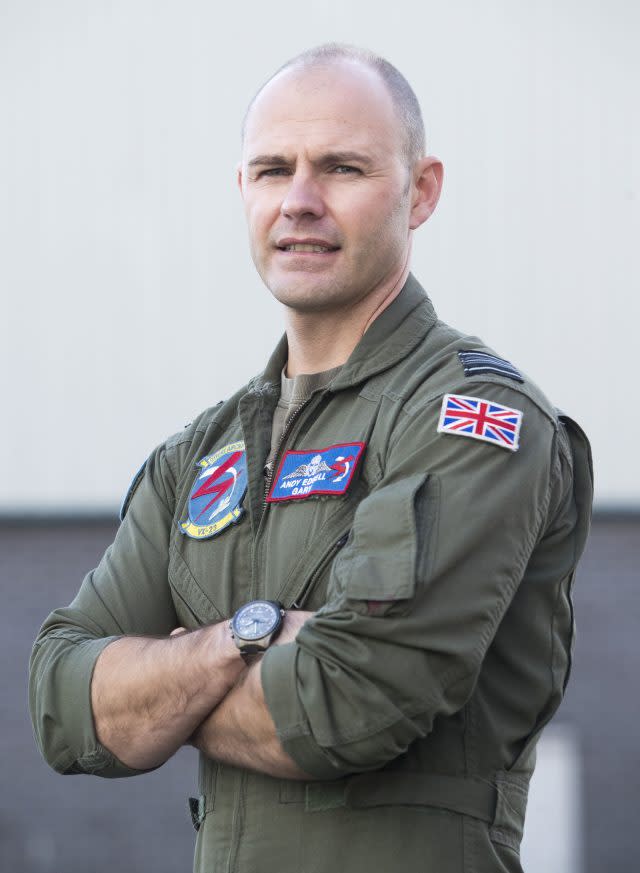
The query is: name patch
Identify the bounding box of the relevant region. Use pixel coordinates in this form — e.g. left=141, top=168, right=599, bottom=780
left=437, top=394, right=523, bottom=451
left=267, top=442, right=366, bottom=502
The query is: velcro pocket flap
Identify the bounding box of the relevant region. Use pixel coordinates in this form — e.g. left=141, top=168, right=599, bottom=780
left=333, top=472, right=431, bottom=603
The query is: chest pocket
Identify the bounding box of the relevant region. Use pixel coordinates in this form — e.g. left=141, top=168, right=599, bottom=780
left=167, top=426, right=260, bottom=623
left=270, top=478, right=368, bottom=610
left=168, top=476, right=255, bottom=627
left=168, top=542, right=224, bottom=627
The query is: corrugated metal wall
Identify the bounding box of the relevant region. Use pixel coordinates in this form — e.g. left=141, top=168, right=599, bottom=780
left=1, top=0, right=637, bottom=510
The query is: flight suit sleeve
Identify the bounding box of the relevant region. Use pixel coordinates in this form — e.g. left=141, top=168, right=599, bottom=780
left=28, top=444, right=179, bottom=778
left=261, top=384, right=585, bottom=779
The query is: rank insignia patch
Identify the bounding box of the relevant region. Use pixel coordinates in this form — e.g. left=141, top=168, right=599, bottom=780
left=267, top=442, right=366, bottom=502
left=457, top=350, right=524, bottom=383
left=180, top=441, right=248, bottom=539
left=437, top=394, right=522, bottom=452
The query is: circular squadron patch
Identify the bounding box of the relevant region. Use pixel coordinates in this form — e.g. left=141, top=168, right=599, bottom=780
left=180, top=441, right=248, bottom=539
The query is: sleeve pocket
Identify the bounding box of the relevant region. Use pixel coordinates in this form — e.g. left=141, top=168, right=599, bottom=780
left=332, top=472, right=436, bottom=604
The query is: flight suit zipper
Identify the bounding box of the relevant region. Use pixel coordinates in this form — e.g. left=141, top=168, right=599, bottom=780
left=228, top=390, right=327, bottom=873
left=262, top=394, right=319, bottom=504
left=225, top=770, right=247, bottom=873
left=249, top=389, right=328, bottom=602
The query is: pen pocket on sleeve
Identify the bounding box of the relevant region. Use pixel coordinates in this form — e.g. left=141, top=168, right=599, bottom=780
left=330, top=472, right=438, bottom=617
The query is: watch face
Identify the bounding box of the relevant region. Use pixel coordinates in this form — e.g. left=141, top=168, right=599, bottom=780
left=233, top=601, right=280, bottom=641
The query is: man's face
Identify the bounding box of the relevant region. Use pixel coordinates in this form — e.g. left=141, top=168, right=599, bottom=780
left=239, top=61, right=418, bottom=313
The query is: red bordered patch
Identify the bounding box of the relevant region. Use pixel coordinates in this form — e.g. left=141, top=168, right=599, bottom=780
left=267, top=442, right=366, bottom=502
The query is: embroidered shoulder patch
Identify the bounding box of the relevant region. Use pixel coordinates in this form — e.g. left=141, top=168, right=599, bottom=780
left=180, top=441, right=248, bottom=539
left=458, top=350, right=524, bottom=383
left=438, top=394, right=523, bottom=451
left=119, top=460, right=148, bottom=521
left=267, top=442, right=366, bottom=502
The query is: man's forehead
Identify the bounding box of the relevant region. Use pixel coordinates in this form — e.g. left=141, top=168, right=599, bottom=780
left=245, top=127, right=381, bottom=161
left=243, top=63, right=401, bottom=159
left=250, top=58, right=390, bottom=113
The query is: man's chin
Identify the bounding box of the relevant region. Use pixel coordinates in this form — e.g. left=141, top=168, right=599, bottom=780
left=268, top=279, right=351, bottom=314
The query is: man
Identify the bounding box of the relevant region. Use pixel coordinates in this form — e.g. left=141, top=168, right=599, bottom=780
left=29, top=44, right=593, bottom=873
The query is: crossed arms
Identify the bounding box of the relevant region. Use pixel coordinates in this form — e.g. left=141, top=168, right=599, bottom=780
left=29, top=388, right=566, bottom=783
left=90, top=610, right=312, bottom=778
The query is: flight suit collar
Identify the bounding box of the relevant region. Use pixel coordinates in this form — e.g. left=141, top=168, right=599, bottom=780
left=331, top=273, right=436, bottom=390
left=252, top=274, right=437, bottom=394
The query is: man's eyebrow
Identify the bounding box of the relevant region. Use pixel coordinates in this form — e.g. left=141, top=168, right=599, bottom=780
left=247, top=154, right=292, bottom=168
left=317, top=151, right=374, bottom=168
left=246, top=151, right=374, bottom=169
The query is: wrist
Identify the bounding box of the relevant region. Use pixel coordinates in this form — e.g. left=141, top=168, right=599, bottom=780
left=202, top=621, right=245, bottom=691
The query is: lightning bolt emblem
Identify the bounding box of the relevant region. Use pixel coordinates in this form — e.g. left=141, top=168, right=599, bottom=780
left=191, top=450, right=243, bottom=521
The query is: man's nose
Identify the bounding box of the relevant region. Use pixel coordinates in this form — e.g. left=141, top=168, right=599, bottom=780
left=280, top=170, right=326, bottom=220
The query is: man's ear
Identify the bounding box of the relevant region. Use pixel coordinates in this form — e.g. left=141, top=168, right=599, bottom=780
left=409, top=157, right=444, bottom=230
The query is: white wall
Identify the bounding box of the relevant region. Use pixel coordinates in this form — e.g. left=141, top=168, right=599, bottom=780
left=1, top=0, right=637, bottom=511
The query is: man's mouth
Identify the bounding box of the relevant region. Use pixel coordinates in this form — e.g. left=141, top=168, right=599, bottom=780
left=276, top=240, right=340, bottom=254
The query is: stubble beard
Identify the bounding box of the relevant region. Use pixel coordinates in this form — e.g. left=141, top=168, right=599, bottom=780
left=261, top=229, right=407, bottom=317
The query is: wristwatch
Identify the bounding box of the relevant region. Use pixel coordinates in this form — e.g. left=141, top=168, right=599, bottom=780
left=230, top=600, right=284, bottom=656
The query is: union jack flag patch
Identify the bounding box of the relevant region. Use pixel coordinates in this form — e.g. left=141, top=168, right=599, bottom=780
left=437, top=394, right=523, bottom=452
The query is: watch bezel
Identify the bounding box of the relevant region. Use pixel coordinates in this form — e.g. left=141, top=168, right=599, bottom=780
left=230, top=599, right=284, bottom=648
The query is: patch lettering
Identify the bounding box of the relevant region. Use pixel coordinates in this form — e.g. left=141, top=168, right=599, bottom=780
left=180, top=441, right=248, bottom=539
left=458, top=350, right=524, bottom=383
left=267, top=442, right=366, bottom=502
left=437, top=394, right=522, bottom=451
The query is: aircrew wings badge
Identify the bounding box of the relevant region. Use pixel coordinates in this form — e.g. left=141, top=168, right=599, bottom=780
left=267, top=442, right=366, bottom=502
left=437, top=394, right=522, bottom=451
left=180, top=441, right=248, bottom=539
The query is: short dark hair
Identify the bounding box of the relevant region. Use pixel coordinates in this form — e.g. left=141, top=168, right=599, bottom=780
left=243, top=43, right=426, bottom=167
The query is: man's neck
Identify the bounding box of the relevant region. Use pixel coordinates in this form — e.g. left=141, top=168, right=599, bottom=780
left=283, top=264, right=410, bottom=376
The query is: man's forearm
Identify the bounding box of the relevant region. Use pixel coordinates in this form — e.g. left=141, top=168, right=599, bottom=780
left=190, top=659, right=309, bottom=779
left=189, top=609, right=313, bottom=780
left=91, top=622, right=244, bottom=771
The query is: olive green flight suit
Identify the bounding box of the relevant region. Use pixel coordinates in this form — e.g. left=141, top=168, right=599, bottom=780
left=29, top=275, right=593, bottom=873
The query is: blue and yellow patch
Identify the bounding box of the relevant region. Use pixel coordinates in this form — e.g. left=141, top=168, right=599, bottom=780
left=180, top=441, right=248, bottom=539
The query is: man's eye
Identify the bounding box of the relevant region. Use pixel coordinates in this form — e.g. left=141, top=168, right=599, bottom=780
left=333, top=165, right=360, bottom=175
left=258, top=167, right=289, bottom=178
